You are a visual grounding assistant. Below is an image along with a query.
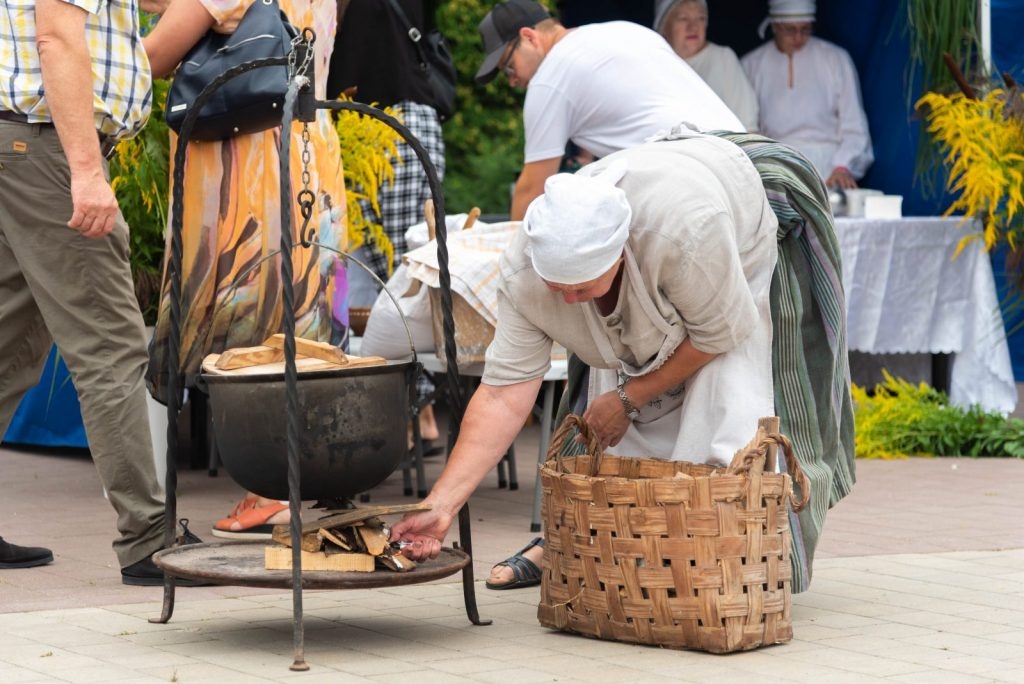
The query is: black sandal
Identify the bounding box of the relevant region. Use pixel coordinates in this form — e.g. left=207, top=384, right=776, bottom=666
left=485, top=537, right=544, bottom=590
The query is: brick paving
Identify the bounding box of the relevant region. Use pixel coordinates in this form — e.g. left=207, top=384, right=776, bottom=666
left=2, top=418, right=1024, bottom=682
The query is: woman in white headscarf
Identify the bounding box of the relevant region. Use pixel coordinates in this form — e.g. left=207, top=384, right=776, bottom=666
left=654, top=0, right=759, bottom=132
left=740, top=0, right=873, bottom=188
left=390, top=132, right=780, bottom=578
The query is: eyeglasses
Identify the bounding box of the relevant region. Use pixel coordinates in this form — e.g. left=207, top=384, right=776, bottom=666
left=773, top=23, right=813, bottom=38
left=498, top=37, right=521, bottom=77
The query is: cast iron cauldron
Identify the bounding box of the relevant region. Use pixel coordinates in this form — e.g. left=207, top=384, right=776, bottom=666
left=201, top=361, right=415, bottom=501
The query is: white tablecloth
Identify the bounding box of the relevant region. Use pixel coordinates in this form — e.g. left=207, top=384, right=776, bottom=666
left=836, top=216, right=1017, bottom=413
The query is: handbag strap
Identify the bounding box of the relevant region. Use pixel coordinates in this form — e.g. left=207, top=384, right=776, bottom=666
left=383, top=0, right=431, bottom=71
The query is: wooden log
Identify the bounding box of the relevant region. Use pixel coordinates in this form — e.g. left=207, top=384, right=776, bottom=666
left=264, top=546, right=374, bottom=572
left=271, top=526, right=322, bottom=553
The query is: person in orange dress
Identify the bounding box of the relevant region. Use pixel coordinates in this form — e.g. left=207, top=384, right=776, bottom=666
left=143, top=0, right=346, bottom=535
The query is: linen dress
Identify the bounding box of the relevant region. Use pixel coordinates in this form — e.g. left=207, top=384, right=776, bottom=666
left=484, top=135, right=779, bottom=465
left=147, top=0, right=346, bottom=399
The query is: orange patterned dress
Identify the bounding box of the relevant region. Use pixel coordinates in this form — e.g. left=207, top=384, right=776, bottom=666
left=147, top=0, right=347, bottom=399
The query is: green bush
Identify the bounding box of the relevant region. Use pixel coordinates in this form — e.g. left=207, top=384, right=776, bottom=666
left=852, top=371, right=1024, bottom=458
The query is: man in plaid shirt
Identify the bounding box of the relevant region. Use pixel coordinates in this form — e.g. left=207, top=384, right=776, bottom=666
left=0, top=0, right=204, bottom=585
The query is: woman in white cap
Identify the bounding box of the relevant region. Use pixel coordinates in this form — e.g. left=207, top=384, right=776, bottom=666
left=390, top=133, right=781, bottom=581
left=654, top=0, right=759, bottom=132
left=741, top=0, right=873, bottom=189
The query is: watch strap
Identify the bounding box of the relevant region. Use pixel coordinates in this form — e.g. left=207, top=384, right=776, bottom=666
left=616, top=384, right=640, bottom=420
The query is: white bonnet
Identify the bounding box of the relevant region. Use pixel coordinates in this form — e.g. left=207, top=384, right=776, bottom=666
left=653, top=0, right=708, bottom=36
left=523, top=160, right=632, bottom=285
left=759, top=0, right=815, bottom=38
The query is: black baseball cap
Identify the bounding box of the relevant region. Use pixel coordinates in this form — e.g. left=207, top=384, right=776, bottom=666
left=475, top=0, right=552, bottom=84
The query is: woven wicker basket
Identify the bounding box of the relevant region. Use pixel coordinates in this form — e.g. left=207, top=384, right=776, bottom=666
left=537, top=415, right=809, bottom=654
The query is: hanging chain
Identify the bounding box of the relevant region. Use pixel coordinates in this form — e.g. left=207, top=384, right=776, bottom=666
left=297, top=123, right=316, bottom=247
left=288, top=28, right=315, bottom=80
left=289, top=27, right=317, bottom=248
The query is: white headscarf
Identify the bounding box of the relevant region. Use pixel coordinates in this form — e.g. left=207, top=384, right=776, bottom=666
left=653, top=0, right=708, bottom=37
left=758, top=0, right=816, bottom=38
left=523, top=161, right=631, bottom=285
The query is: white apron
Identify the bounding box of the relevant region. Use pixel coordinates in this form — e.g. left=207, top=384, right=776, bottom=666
left=586, top=245, right=776, bottom=466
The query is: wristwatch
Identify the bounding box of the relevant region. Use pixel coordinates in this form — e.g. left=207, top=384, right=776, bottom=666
left=616, top=383, right=641, bottom=421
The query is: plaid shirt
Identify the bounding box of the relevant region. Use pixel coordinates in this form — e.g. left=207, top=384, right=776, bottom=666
left=0, top=0, right=151, bottom=139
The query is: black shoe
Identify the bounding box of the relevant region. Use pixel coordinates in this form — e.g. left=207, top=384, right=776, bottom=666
left=0, top=537, right=54, bottom=569
left=121, top=519, right=210, bottom=586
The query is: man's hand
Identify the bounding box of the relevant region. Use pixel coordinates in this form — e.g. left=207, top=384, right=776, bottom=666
left=582, top=390, right=632, bottom=449
left=388, top=505, right=455, bottom=562
left=68, top=170, right=119, bottom=238
left=826, top=166, right=857, bottom=190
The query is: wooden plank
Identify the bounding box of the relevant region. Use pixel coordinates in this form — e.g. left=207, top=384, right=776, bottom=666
left=357, top=520, right=389, bottom=556
left=214, top=345, right=284, bottom=370
left=263, top=334, right=350, bottom=366
left=201, top=353, right=388, bottom=376
left=301, top=503, right=431, bottom=535
left=264, top=546, right=374, bottom=572
left=319, top=527, right=353, bottom=551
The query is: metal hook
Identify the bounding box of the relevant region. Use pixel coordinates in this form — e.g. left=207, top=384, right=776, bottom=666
left=297, top=188, right=316, bottom=247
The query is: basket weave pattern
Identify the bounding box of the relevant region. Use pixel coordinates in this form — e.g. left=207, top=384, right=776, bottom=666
left=538, top=415, right=808, bottom=654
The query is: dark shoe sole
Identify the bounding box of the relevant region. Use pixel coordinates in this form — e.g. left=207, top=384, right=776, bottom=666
left=0, top=552, right=54, bottom=569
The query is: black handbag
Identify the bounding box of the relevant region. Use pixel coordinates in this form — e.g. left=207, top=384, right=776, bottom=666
left=384, top=0, right=457, bottom=121
left=165, top=0, right=299, bottom=140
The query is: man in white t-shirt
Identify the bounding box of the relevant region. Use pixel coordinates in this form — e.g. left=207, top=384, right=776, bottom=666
left=474, top=0, right=743, bottom=220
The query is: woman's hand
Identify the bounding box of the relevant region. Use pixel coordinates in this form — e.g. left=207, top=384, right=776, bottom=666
left=582, top=390, right=632, bottom=449
left=388, top=505, right=455, bottom=562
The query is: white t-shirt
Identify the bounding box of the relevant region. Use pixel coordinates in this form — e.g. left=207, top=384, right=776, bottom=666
left=523, top=21, right=744, bottom=164
left=741, top=36, right=874, bottom=180
left=686, top=42, right=759, bottom=133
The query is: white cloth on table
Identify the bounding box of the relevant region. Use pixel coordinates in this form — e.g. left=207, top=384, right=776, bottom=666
left=836, top=216, right=1017, bottom=413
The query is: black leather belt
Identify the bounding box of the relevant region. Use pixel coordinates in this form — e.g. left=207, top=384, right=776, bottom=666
left=0, top=109, right=46, bottom=125
left=0, top=109, right=117, bottom=160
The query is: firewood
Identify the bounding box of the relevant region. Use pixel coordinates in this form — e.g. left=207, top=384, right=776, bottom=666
left=271, top=525, right=322, bottom=553
left=264, top=546, right=374, bottom=572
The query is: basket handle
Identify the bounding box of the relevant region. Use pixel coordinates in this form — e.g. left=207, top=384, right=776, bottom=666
left=727, top=421, right=810, bottom=513
left=548, top=414, right=603, bottom=477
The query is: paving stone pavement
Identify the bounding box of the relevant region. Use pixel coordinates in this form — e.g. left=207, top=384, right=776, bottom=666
left=2, top=418, right=1024, bottom=683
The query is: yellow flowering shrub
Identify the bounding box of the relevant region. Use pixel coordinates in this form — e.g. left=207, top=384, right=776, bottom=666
left=853, top=370, right=1024, bottom=459
left=917, top=88, right=1024, bottom=253
left=334, top=100, right=404, bottom=275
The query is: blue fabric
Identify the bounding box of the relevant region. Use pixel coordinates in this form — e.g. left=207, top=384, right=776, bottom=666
left=3, top=345, right=88, bottom=448
left=993, top=0, right=1024, bottom=80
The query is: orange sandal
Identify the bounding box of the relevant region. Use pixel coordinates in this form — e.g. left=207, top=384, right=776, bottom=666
left=212, top=498, right=289, bottom=540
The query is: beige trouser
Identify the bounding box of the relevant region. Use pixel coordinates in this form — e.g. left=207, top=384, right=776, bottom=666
left=0, top=121, right=165, bottom=567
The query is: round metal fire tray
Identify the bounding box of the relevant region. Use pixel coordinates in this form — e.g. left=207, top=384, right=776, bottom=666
left=153, top=542, right=470, bottom=589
